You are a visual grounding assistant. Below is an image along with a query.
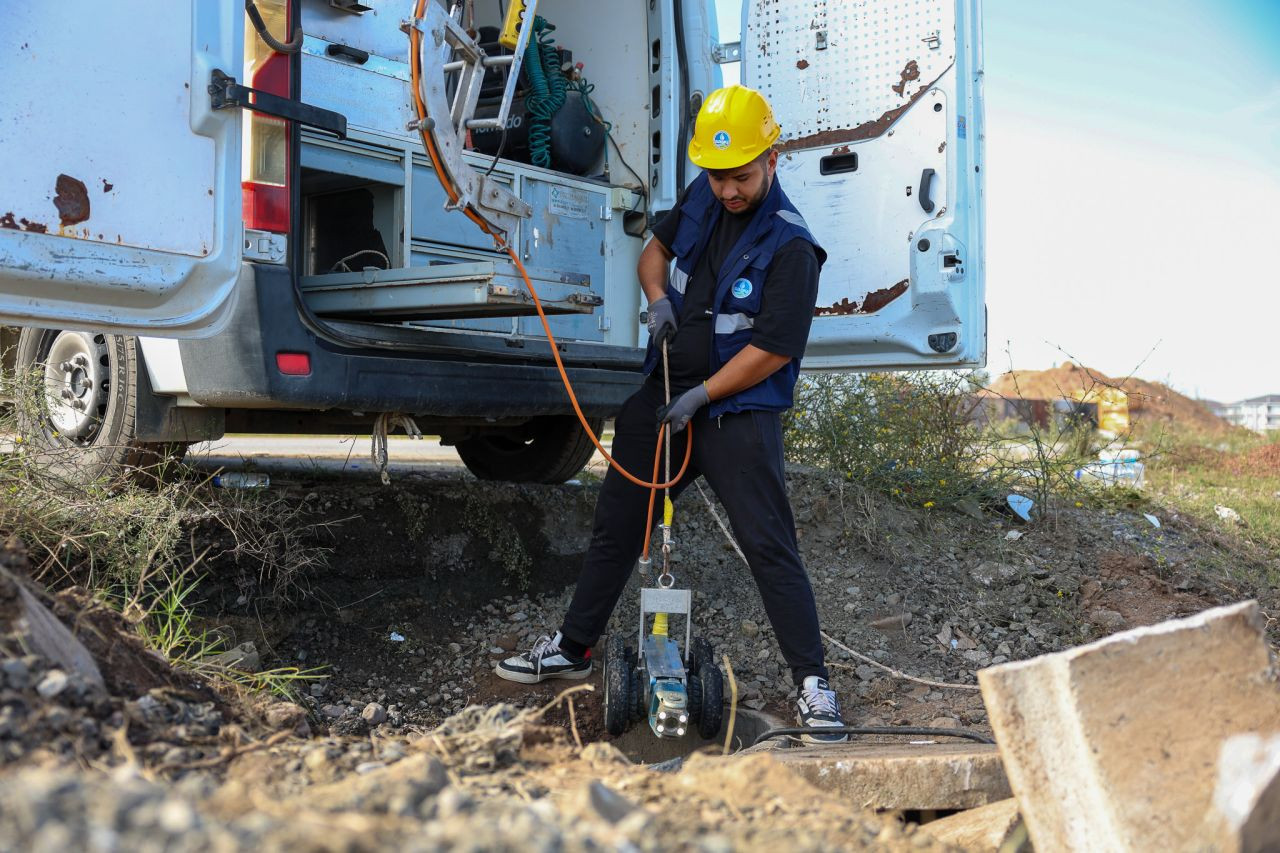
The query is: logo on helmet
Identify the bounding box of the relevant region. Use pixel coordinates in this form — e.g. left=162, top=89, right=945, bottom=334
left=713, top=130, right=731, bottom=150
left=731, top=278, right=753, bottom=299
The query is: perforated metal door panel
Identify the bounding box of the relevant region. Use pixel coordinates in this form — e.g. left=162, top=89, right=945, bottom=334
left=741, top=0, right=985, bottom=370
left=746, top=0, right=955, bottom=147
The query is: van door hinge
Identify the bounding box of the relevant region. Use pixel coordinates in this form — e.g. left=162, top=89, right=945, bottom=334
left=711, top=42, right=741, bottom=64
left=208, top=69, right=347, bottom=139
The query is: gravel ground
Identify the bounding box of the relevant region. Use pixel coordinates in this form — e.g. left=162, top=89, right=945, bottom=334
left=224, top=465, right=1247, bottom=741
left=1, top=464, right=1268, bottom=851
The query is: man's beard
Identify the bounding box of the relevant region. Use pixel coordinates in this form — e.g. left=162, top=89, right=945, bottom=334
left=722, top=175, right=771, bottom=214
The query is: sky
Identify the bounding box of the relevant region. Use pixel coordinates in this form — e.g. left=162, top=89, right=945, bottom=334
left=713, top=0, right=1280, bottom=402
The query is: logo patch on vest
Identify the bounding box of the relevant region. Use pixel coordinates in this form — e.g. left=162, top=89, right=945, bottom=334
left=713, top=130, right=731, bottom=150
left=731, top=278, right=753, bottom=299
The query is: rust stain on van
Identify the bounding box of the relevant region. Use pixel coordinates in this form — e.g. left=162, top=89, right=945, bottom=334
left=861, top=280, right=909, bottom=313
left=102, top=179, right=114, bottom=193
left=891, top=60, right=921, bottom=96
left=778, top=78, right=940, bottom=152
left=796, top=59, right=810, bottom=70
left=0, top=212, right=49, bottom=233
left=54, top=174, right=91, bottom=226
left=814, top=280, right=908, bottom=316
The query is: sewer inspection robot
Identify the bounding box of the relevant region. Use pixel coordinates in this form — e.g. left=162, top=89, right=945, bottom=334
left=602, top=584, right=725, bottom=740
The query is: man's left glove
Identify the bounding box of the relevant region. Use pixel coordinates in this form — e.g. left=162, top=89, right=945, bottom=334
left=656, top=383, right=710, bottom=434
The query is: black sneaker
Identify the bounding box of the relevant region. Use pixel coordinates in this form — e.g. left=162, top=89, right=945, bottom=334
left=495, top=632, right=592, bottom=684
left=796, top=676, right=849, bottom=744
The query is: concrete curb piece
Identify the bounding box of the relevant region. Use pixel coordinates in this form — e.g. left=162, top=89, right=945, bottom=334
left=769, top=741, right=1011, bottom=811
left=978, top=600, right=1280, bottom=852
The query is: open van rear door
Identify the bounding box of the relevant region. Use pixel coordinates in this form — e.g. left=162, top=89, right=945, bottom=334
left=742, top=0, right=986, bottom=370
left=0, top=2, right=245, bottom=337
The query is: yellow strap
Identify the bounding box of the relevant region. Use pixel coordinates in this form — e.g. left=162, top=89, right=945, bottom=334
left=662, top=496, right=674, bottom=527
left=651, top=612, right=669, bottom=637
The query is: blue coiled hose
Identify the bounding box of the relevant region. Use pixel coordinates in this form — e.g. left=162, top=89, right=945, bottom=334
left=523, top=16, right=567, bottom=169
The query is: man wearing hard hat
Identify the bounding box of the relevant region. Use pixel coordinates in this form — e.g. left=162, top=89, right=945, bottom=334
left=498, top=85, right=846, bottom=743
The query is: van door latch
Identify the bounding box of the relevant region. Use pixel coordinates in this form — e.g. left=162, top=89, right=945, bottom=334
left=209, top=69, right=347, bottom=139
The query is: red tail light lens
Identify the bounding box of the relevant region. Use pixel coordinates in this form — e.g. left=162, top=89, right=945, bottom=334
left=242, top=2, right=291, bottom=235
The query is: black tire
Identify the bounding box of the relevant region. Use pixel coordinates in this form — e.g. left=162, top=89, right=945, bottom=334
left=697, top=664, right=724, bottom=740
left=687, top=669, right=703, bottom=724
left=688, top=637, right=715, bottom=676
left=456, top=415, right=602, bottom=484
left=628, top=665, right=644, bottom=723
left=13, top=328, right=188, bottom=485
left=603, top=634, right=630, bottom=737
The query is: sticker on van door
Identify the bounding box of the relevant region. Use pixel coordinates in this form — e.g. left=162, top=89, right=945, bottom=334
left=548, top=186, right=590, bottom=220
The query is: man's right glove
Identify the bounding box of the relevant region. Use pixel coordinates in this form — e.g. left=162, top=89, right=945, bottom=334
left=645, top=297, right=678, bottom=347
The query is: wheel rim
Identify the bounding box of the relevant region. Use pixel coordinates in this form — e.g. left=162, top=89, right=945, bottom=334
left=41, top=331, right=110, bottom=442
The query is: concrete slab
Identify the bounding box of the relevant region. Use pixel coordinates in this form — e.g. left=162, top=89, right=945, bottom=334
left=924, top=798, right=1021, bottom=850
left=767, top=741, right=1011, bottom=811
left=978, top=600, right=1280, bottom=852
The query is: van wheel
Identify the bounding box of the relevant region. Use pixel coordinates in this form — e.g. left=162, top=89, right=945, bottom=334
left=13, top=328, right=187, bottom=484
left=456, top=415, right=602, bottom=484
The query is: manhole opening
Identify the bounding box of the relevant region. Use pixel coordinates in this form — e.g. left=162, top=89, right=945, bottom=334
left=612, top=707, right=783, bottom=765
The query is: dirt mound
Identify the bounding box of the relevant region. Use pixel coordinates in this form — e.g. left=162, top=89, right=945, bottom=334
left=0, top=698, right=959, bottom=852
left=1229, top=441, right=1280, bottom=476
left=0, top=541, right=264, bottom=771
left=987, top=362, right=1235, bottom=435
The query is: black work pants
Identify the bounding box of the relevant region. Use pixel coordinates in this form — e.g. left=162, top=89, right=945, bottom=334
left=559, top=380, right=829, bottom=685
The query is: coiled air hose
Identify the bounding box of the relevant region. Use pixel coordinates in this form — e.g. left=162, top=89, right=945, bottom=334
left=408, top=1, right=692, bottom=497
left=523, top=16, right=567, bottom=169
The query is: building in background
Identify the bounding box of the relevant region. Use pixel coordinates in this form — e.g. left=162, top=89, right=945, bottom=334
left=1213, top=395, right=1280, bottom=432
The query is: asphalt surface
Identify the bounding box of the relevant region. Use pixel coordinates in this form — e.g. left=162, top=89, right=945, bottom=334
left=187, top=435, right=609, bottom=480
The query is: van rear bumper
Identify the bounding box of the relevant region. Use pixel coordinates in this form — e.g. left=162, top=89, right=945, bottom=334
left=178, top=264, right=643, bottom=418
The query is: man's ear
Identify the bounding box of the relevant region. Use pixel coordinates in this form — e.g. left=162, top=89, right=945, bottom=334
left=765, top=149, right=778, bottom=180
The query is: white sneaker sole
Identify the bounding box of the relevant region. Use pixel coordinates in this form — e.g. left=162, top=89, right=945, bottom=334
left=494, top=663, right=593, bottom=684
left=799, top=729, right=849, bottom=745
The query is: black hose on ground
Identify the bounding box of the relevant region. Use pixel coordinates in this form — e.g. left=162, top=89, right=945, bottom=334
left=751, top=725, right=995, bottom=747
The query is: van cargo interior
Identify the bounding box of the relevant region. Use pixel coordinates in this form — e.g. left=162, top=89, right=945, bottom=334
left=295, top=0, right=655, bottom=347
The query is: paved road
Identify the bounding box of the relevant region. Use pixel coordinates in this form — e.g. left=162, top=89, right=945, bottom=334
left=187, top=435, right=610, bottom=480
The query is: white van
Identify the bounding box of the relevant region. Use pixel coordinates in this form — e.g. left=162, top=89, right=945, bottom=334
left=0, top=0, right=985, bottom=483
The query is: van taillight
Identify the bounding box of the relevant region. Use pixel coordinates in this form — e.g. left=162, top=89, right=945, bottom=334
left=242, top=5, right=291, bottom=235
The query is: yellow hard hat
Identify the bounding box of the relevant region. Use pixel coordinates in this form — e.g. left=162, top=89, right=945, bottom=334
left=688, top=85, right=782, bottom=170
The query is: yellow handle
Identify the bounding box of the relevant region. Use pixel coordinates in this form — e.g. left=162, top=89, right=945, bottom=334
left=663, top=496, right=674, bottom=527
left=499, top=0, right=527, bottom=48
left=651, top=612, right=669, bottom=637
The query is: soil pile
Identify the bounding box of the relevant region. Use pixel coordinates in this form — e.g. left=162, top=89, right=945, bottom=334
left=1228, top=441, right=1280, bottom=476
left=0, top=698, right=956, bottom=851
left=987, top=362, right=1235, bottom=436
left=0, top=532, right=956, bottom=851
left=4, top=460, right=1275, bottom=851
left=197, top=466, right=1265, bottom=741
left=0, top=542, right=242, bottom=772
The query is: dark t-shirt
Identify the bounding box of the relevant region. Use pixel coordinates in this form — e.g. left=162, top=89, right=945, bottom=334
left=649, top=193, right=821, bottom=392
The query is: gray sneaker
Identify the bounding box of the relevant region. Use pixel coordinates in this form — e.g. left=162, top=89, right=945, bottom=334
left=495, top=632, right=592, bottom=684
left=796, top=676, right=849, bottom=744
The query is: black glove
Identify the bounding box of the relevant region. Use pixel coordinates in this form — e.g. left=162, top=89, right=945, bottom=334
left=645, top=297, right=678, bottom=347
left=656, top=384, right=710, bottom=434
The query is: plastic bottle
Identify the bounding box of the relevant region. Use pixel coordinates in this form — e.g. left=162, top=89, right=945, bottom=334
left=212, top=472, right=270, bottom=489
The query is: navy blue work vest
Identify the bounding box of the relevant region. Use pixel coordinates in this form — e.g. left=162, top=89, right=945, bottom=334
left=643, top=173, right=826, bottom=418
